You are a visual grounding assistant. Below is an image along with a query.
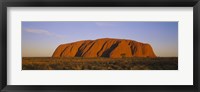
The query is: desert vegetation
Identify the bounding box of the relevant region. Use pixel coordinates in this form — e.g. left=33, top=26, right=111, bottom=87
left=22, top=57, right=178, bottom=70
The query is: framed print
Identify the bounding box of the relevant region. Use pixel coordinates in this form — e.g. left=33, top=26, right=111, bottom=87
left=0, top=0, right=200, bottom=92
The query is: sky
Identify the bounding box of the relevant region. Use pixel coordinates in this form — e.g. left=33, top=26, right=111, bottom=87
left=22, top=22, right=178, bottom=57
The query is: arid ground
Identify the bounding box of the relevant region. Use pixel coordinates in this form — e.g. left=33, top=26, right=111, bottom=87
left=22, top=57, right=178, bottom=70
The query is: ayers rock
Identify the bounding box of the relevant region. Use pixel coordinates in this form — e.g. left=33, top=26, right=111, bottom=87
left=52, top=38, right=156, bottom=58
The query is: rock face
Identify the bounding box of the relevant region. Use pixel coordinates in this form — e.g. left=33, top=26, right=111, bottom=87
left=52, top=38, right=156, bottom=58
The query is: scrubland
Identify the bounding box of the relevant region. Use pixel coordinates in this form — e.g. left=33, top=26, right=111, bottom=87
left=22, top=57, right=178, bottom=70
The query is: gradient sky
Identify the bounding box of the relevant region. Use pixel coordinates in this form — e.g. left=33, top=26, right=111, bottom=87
left=22, top=22, right=178, bottom=57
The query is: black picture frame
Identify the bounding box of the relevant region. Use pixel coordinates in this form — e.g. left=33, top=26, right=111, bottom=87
left=0, top=0, right=200, bottom=92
